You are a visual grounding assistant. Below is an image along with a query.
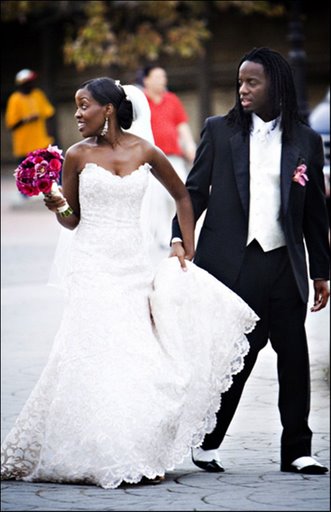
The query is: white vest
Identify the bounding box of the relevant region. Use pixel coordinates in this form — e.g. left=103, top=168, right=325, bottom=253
left=247, top=114, right=286, bottom=252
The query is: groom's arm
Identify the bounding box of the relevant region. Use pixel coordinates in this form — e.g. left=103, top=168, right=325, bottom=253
left=303, top=133, right=330, bottom=280
left=171, top=118, right=215, bottom=241
left=302, top=132, right=330, bottom=312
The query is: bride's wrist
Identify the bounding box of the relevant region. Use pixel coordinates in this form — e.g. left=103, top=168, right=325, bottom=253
left=171, top=237, right=183, bottom=245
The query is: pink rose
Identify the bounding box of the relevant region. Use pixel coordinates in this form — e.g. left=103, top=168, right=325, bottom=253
left=292, top=163, right=308, bottom=186
left=31, top=155, right=45, bottom=165
left=36, top=177, right=53, bottom=194
left=48, top=158, right=62, bottom=172
left=16, top=182, right=39, bottom=196
left=15, top=168, right=35, bottom=180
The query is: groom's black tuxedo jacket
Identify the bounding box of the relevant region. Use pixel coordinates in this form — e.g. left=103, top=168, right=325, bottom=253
left=172, top=115, right=329, bottom=303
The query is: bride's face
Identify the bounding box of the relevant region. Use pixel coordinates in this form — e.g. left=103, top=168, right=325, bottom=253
left=75, top=88, right=108, bottom=137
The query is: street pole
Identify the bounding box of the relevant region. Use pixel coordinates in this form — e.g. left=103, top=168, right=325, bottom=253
left=287, top=0, right=310, bottom=122
left=198, top=0, right=213, bottom=126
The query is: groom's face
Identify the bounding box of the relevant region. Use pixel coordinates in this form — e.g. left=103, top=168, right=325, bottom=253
left=238, top=60, right=271, bottom=121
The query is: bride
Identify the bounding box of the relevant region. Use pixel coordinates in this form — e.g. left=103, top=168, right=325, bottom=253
left=1, top=77, right=258, bottom=489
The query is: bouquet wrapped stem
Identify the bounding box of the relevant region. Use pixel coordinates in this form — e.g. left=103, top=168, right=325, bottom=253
left=48, top=182, right=74, bottom=217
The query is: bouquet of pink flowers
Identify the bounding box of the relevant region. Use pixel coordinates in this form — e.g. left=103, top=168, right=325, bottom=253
left=14, top=145, right=73, bottom=217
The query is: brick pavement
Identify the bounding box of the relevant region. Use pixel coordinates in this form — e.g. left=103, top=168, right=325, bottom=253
left=1, top=175, right=330, bottom=511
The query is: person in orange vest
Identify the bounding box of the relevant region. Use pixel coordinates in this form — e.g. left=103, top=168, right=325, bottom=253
left=5, top=69, right=56, bottom=200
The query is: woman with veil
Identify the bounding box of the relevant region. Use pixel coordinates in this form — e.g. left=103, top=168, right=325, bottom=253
left=1, top=78, right=258, bottom=489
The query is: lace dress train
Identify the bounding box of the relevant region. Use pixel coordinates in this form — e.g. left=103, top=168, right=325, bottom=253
left=1, top=163, right=258, bottom=488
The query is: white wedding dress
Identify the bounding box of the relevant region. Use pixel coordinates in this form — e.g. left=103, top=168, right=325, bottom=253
left=1, top=162, right=258, bottom=489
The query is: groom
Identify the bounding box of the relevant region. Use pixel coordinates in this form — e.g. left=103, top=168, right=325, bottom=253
left=171, top=47, right=329, bottom=475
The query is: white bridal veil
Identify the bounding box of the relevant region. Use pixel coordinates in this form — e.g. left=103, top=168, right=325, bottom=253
left=48, top=84, right=159, bottom=290
left=122, top=84, right=155, bottom=144
left=123, top=84, right=159, bottom=253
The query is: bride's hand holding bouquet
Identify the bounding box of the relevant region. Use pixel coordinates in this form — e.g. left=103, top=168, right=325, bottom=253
left=14, top=145, right=73, bottom=217
left=43, top=184, right=68, bottom=215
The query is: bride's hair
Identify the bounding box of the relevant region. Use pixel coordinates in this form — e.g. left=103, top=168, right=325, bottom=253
left=80, top=77, right=133, bottom=130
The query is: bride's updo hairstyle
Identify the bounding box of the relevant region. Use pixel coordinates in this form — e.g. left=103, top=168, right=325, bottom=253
left=81, top=77, right=133, bottom=129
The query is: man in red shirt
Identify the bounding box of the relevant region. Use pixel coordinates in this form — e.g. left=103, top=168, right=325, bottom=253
left=142, top=65, right=196, bottom=249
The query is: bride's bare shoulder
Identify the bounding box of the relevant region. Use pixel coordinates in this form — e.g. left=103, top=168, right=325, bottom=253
left=124, top=132, right=153, bottom=147
left=63, top=139, right=95, bottom=172
left=66, top=138, right=95, bottom=156
left=124, top=132, right=155, bottom=158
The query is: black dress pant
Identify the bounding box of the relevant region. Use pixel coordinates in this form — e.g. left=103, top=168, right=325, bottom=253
left=201, top=240, right=312, bottom=467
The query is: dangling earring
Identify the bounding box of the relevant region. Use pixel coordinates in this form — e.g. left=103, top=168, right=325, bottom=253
left=100, top=117, right=109, bottom=137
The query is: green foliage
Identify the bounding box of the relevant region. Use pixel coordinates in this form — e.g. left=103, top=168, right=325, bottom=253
left=63, top=1, right=118, bottom=70
left=215, top=1, right=284, bottom=16
left=1, top=0, right=33, bottom=22
left=63, top=0, right=212, bottom=70
left=1, top=0, right=285, bottom=70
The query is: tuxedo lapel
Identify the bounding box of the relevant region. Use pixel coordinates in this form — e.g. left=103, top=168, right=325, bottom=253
left=281, top=140, right=301, bottom=216
left=230, top=132, right=249, bottom=217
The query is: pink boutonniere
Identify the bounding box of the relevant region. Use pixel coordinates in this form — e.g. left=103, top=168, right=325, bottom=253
left=292, top=163, right=309, bottom=186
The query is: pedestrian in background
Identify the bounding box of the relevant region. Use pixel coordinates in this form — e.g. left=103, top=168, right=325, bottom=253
left=5, top=69, right=56, bottom=200
left=142, top=64, right=196, bottom=249
left=171, top=47, right=329, bottom=475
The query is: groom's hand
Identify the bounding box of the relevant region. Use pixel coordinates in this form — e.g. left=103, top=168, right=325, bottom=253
left=170, top=241, right=188, bottom=271
left=311, top=279, right=329, bottom=312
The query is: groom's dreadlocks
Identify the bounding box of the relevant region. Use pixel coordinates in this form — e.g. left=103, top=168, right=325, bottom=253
left=228, top=47, right=304, bottom=142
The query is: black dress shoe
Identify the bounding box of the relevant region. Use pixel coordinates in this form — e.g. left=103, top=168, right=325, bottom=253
left=281, top=456, right=328, bottom=475
left=281, top=463, right=328, bottom=475
left=139, top=475, right=165, bottom=485
left=192, top=457, right=225, bottom=472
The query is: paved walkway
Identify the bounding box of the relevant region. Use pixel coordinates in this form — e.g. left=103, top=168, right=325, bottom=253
left=1, top=175, right=330, bottom=511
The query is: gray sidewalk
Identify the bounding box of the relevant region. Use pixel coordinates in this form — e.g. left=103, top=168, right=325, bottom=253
left=1, top=174, right=330, bottom=511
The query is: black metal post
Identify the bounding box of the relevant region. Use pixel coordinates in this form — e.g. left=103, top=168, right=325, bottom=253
left=198, top=1, right=213, bottom=127
left=40, top=23, right=60, bottom=146
left=198, top=43, right=212, bottom=127
left=287, top=0, right=310, bottom=122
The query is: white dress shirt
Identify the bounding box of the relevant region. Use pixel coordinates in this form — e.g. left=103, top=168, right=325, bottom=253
left=247, top=113, right=286, bottom=252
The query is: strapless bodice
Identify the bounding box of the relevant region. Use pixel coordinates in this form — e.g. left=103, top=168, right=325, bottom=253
left=78, top=162, right=151, bottom=228
left=70, top=162, right=153, bottom=278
